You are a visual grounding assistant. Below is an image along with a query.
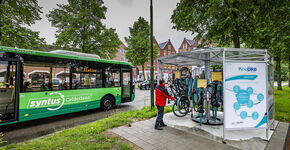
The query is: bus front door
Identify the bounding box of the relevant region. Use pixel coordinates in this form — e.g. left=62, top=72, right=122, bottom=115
left=121, top=69, right=132, bottom=103
left=0, top=59, right=19, bottom=123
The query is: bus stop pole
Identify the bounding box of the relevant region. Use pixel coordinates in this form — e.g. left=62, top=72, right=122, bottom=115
left=150, top=0, right=154, bottom=109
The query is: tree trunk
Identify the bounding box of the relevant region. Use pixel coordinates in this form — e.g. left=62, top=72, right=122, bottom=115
left=0, top=3, right=3, bottom=42
left=288, top=54, right=290, bottom=87
left=276, top=54, right=282, bottom=90
left=233, top=30, right=240, bottom=48
left=141, top=65, right=145, bottom=81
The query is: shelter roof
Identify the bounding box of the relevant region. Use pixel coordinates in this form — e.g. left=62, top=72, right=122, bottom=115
left=157, top=48, right=271, bottom=67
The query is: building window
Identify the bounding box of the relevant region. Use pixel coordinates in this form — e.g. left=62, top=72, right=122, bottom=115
left=164, top=51, right=167, bottom=56
left=121, top=49, right=125, bottom=54
left=168, top=45, right=171, bottom=50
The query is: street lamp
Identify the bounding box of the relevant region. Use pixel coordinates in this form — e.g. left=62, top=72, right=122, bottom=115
left=150, top=0, right=154, bottom=109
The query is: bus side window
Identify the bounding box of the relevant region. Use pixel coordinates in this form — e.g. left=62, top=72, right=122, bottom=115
left=72, top=73, right=81, bottom=89
left=23, top=64, right=71, bottom=92
left=96, top=70, right=102, bottom=88
left=105, top=67, right=120, bottom=88
left=23, top=65, right=50, bottom=92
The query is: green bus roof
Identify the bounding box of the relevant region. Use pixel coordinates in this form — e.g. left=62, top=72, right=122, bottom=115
left=0, top=46, right=132, bottom=66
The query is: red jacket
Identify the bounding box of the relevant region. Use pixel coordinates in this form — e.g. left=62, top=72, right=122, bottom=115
left=155, top=84, right=175, bottom=106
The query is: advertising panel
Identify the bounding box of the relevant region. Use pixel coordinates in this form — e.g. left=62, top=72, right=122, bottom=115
left=224, top=62, right=267, bottom=129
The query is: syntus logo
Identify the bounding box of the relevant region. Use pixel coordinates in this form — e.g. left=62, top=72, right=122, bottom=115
left=29, top=92, right=65, bottom=110
left=238, top=66, right=257, bottom=72
left=28, top=93, right=92, bottom=111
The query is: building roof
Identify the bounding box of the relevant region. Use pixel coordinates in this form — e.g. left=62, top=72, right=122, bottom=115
left=0, top=46, right=132, bottom=66
left=185, top=38, right=195, bottom=46
left=158, top=41, right=168, bottom=49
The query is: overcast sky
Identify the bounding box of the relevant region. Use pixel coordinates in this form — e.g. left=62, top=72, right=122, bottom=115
left=29, top=0, right=195, bottom=51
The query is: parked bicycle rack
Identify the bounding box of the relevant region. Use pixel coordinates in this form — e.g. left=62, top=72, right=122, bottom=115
left=168, top=72, right=223, bottom=126
left=157, top=48, right=275, bottom=141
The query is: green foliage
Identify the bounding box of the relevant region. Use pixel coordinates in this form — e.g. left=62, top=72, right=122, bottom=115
left=171, top=0, right=261, bottom=48
left=274, top=63, right=288, bottom=81
left=274, top=86, right=290, bottom=122
left=253, top=1, right=289, bottom=90
left=2, top=106, right=171, bottom=149
left=0, top=132, right=5, bottom=145
left=171, top=0, right=289, bottom=90
left=47, top=0, right=121, bottom=59
left=0, top=0, right=46, bottom=49
left=125, top=17, right=159, bottom=80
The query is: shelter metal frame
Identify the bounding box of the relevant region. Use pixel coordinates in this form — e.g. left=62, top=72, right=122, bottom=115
left=157, top=47, right=274, bottom=141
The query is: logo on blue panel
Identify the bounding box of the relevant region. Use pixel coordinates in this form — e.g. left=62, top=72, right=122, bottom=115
left=238, top=66, right=257, bottom=72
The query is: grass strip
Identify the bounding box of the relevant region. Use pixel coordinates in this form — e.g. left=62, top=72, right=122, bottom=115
left=274, top=85, right=290, bottom=122
left=1, top=106, right=172, bottom=150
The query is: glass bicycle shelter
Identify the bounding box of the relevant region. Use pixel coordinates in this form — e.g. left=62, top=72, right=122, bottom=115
left=157, top=47, right=274, bottom=141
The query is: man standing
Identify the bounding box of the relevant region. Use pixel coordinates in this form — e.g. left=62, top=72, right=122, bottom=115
left=154, top=79, right=175, bottom=130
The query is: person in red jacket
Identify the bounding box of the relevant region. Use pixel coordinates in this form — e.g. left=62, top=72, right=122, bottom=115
left=154, top=79, right=175, bottom=130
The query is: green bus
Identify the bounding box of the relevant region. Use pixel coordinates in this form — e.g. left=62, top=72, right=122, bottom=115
left=0, top=46, right=135, bottom=126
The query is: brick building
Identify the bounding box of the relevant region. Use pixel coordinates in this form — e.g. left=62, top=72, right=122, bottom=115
left=178, top=38, right=198, bottom=53
left=178, top=38, right=217, bottom=76
left=112, top=43, right=127, bottom=62
left=179, top=38, right=216, bottom=53
left=136, top=37, right=177, bottom=81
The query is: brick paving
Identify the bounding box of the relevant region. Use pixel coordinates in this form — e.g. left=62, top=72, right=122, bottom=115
left=110, top=118, right=239, bottom=150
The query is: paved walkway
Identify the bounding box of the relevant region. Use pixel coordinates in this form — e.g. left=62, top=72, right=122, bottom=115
left=110, top=119, right=238, bottom=150
left=265, top=122, right=289, bottom=150
left=110, top=113, right=289, bottom=150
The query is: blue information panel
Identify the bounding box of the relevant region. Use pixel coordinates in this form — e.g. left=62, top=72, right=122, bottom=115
left=224, top=62, right=267, bottom=129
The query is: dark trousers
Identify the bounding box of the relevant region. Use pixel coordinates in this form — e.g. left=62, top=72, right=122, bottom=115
left=155, top=105, right=165, bottom=127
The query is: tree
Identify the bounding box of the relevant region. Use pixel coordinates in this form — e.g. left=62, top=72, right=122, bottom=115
left=0, top=0, right=45, bottom=49
left=253, top=0, right=289, bottom=90
left=171, top=0, right=261, bottom=48
left=125, top=17, right=159, bottom=80
left=288, top=54, right=290, bottom=87
left=171, top=0, right=289, bottom=90
left=47, top=0, right=121, bottom=59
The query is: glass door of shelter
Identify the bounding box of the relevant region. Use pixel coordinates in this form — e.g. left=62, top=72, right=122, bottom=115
left=121, top=69, right=132, bottom=102
left=0, top=60, right=18, bottom=123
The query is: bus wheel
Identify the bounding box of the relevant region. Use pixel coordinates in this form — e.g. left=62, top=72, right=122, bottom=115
left=101, top=96, right=114, bottom=111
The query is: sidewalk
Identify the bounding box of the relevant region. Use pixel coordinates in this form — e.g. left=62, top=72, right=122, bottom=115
left=109, top=112, right=289, bottom=150
left=110, top=119, right=238, bottom=150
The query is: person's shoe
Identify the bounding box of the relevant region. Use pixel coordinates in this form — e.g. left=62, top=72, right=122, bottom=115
left=160, top=122, right=167, bottom=127
left=154, top=126, right=163, bottom=130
